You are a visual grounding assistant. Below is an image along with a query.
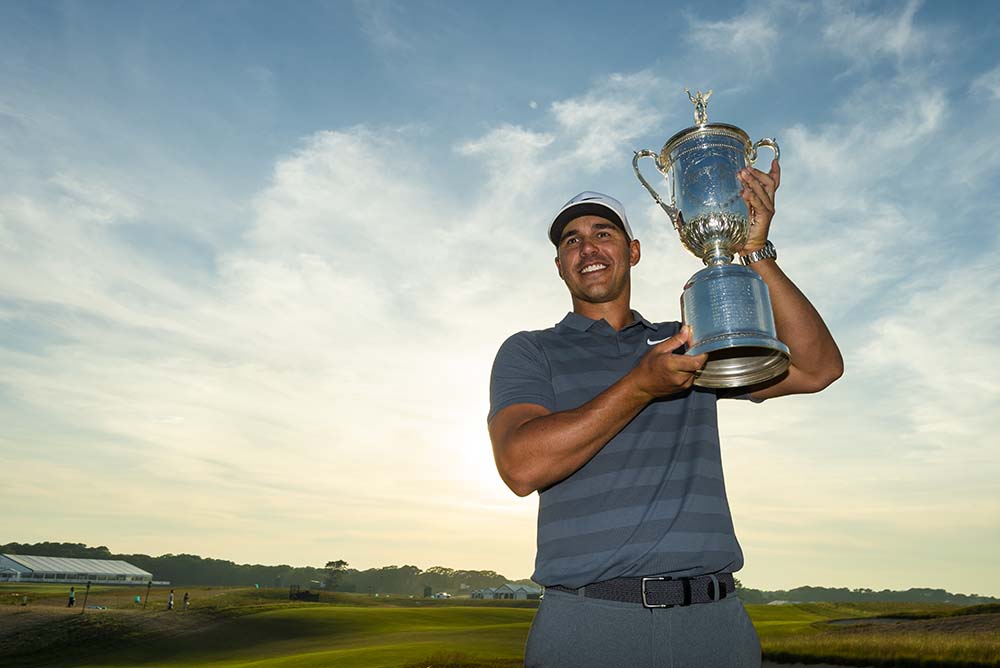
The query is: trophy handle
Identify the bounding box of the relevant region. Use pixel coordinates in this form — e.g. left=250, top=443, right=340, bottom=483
left=749, top=138, right=780, bottom=165
left=632, top=150, right=681, bottom=229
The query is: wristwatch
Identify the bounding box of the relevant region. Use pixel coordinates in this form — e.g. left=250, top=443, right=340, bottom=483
left=741, top=240, right=777, bottom=265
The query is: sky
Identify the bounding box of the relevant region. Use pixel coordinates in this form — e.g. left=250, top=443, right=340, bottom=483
left=1, top=0, right=998, bottom=597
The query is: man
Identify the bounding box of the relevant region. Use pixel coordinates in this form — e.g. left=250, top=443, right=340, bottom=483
left=488, top=160, right=842, bottom=668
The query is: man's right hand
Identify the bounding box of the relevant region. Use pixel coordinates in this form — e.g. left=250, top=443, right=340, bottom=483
left=630, top=325, right=708, bottom=401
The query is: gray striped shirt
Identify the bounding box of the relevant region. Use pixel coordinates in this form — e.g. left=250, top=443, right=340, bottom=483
left=489, top=311, right=745, bottom=588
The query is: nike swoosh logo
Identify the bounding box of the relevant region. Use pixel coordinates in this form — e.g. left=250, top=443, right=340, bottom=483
left=646, top=337, right=671, bottom=345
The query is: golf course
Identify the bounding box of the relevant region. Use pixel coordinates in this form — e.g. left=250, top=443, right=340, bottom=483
left=2, top=584, right=997, bottom=668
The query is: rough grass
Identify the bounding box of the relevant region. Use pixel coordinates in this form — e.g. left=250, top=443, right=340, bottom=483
left=754, top=603, right=1000, bottom=667
left=751, top=602, right=961, bottom=641
left=0, top=589, right=534, bottom=668
left=2, top=585, right=997, bottom=668
left=399, top=652, right=522, bottom=668
left=761, top=611, right=1000, bottom=667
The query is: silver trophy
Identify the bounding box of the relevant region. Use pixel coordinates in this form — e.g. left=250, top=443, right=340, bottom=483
left=632, top=89, right=789, bottom=388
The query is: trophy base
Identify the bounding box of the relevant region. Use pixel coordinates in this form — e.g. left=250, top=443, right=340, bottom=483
left=687, top=337, right=790, bottom=388
left=681, top=264, right=790, bottom=389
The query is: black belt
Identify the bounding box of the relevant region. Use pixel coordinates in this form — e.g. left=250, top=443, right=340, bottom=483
left=546, top=572, right=734, bottom=609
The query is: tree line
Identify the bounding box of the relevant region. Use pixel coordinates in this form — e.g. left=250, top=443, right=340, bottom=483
left=0, top=542, right=528, bottom=595
left=732, top=579, right=997, bottom=606
left=3, top=542, right=996, bottom=604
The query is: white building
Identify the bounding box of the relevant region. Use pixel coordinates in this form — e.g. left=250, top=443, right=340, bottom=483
left=471, top=583, right=542, bottom=600
left=0, top=555, right=152, bottom=585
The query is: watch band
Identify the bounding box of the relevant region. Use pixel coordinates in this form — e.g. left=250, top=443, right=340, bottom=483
left=741, top=240, right=777, bottom=265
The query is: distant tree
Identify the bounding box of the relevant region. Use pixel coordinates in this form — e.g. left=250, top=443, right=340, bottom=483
left=733, top=578, right=766, bottom=604
left=323, top=560, right=349, bottom=589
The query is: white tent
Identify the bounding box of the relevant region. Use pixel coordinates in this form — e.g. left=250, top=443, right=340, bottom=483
left=0, top=554, right=152, bottom=584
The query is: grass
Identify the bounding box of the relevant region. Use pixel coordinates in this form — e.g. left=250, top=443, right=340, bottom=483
left=751, top=602, right=962, bottom=641
left=0, top=585, right=535, bottom=668
left=2, top=606, right=534, bottom=668
left=1, top=585, right=997, bottom=668
left=757, top=604, right=1000, bottom=667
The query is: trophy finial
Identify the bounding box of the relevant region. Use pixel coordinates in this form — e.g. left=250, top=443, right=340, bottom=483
left=685, top=87, right=713, bottom=125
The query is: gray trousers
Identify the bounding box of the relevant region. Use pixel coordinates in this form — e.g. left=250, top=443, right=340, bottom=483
left=524, top=587, right=761, bottom=668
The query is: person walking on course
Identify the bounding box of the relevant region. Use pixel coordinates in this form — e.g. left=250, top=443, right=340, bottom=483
left=183, top=592, right=190, bottom=610
left=67, top=586, right=75, bottom=608
left=167, top=589, right=175, bottom=611
left=488, top=162, right=843, bottom=667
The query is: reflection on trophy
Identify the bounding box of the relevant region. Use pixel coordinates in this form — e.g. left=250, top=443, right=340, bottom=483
left=632, top=89, right=789, bottom=388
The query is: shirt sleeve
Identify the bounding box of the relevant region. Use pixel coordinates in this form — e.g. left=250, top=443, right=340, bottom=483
left=488, top=331, right=556, bottom=421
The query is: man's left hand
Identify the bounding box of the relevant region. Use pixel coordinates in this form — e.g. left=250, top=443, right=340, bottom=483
left=738, top=158, right=780, bottom=253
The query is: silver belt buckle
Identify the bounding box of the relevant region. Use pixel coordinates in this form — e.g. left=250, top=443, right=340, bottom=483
left=640, top=576, right=674, bottom=609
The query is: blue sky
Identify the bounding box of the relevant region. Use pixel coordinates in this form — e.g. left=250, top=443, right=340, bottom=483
left=2, top=0, right=999, bottom=596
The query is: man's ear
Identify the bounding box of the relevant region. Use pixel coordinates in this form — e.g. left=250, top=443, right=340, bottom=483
left=555, top=255, right=564, bottom=280
left=629, top=239, right=641, bottom=266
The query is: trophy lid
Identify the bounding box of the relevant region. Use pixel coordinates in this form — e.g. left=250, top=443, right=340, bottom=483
left=658, top=89, right=751, bottom=166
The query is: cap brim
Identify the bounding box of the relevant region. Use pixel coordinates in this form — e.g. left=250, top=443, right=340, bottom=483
left=549, top=202, right=628, bottom=246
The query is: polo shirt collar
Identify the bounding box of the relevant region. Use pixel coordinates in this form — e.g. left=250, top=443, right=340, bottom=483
left=557, top=310, right=659, bottom=332
left=631, top=311, right=659, bottom=331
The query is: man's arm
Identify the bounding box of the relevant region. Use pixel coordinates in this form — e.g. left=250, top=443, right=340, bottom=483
left=489, top=327, right=706, bottom=497
left=738, top=160, right=844, bottom=400
left=745, top=258, right=843, bottom=399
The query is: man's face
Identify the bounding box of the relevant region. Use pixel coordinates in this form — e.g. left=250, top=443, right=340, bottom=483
left=554, top=215, right=640, bottom=305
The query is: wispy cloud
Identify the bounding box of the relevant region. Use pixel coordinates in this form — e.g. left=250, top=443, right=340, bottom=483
left=971, top=65, right=1000, bottom=101
left=683, top=2, right=792, bottom=75
left=820, top=0, right=943, bottom=73
left=353, top=0, right=412, bottom=51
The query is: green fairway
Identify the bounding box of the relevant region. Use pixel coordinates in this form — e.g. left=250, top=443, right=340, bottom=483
left=2, top=586, right=997, bottom=668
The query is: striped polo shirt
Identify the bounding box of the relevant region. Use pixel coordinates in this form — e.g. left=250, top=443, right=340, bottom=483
left=489, top=311, right=745, bottom=589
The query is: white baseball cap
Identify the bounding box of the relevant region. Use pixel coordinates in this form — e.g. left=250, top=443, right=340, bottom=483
left=548, top=191, right=633, bottom=246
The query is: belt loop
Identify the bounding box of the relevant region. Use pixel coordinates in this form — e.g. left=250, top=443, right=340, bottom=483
left=577, top=586, right=586, bottom=597
left=707, top=574, right=720, bottom=602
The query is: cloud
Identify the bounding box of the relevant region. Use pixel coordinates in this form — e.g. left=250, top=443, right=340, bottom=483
left=1, top=104, right=575, bottom=572
left=550, top=72, right=668, bottom=169
left=820, top=0, right=940, bottom=72
left=765, top=71, right=948, bottom=315
left=1, top=67, right=686, bottom=571
left=971, top=65, right=1000, bottom=100
left=50, top=172, right=140, bottom=224
left=861, top=259, right=1000, bottom=450
left=457, top=124, right=555, bottom=201
left=353, top=0, right=411, bottom=51
left=456, top=71, right=671, bottom=219
left=684, top=5, right=783, bottom=74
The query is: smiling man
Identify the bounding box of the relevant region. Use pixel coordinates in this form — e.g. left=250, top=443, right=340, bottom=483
left=488, top=166, right=843, bottom=668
